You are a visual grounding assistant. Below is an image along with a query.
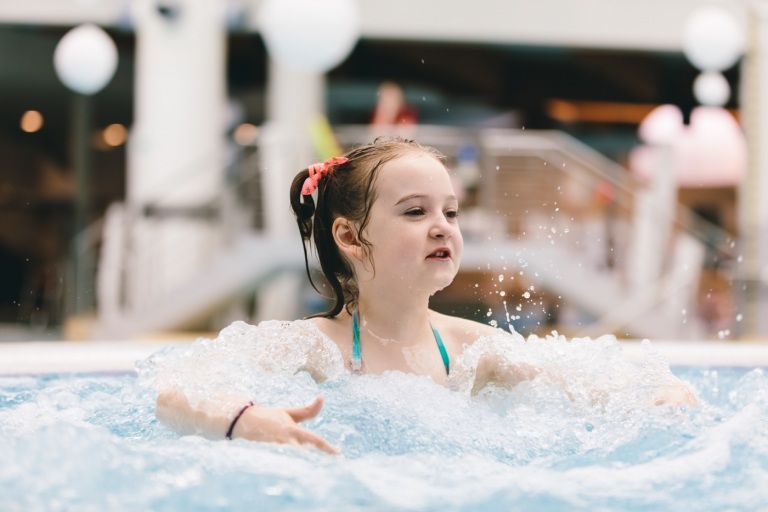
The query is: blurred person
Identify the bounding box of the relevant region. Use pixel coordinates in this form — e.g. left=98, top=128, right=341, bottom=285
left=370, top=81, right=418, bottom=126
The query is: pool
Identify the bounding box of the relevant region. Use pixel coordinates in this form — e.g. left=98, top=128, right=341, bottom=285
left=1, top=337, right=767, bottom=511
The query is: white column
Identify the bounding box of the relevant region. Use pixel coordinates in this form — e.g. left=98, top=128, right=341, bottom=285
left=627, top=146, right=676, bottom=291
left=739, top=3, right=768, bottom=339
left=255, top=60, right=325, bottom=320
left=126, top=0, right=227, bottom=309
left=260, top=59, right=325, bottom=236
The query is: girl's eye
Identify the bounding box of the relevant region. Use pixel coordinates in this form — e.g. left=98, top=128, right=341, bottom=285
left=405, top=208, right=425, bottom=216
left=445, top=209, right=459, bottom=219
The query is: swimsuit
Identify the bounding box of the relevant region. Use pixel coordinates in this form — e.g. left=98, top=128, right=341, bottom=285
left=351, top=310, right=450, bottom=375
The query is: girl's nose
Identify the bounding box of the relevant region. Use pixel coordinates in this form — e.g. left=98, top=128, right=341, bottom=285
left=429, top=215, right=452, bottom=239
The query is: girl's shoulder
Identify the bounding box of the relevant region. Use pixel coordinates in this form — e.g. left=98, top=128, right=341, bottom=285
left=429, top=310, right=507, bottom=348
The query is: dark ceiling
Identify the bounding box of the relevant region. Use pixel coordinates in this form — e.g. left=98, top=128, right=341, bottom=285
left=0, top=24, right=742, bottom=167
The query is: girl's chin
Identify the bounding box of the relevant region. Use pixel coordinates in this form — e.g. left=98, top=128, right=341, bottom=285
left=407, top=279, right=455, bottom=297
left=430, top=273, right=458, bottom=292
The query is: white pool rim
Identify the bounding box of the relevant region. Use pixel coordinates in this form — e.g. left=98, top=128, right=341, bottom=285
left=0, top=339, right=767, bottom=375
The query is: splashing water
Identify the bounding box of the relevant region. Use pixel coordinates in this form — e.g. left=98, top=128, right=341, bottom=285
left=1, top=331, right=767, bottom=510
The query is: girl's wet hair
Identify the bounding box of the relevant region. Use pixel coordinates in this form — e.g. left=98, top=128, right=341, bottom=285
left=289, top=136, right=447, bottom=318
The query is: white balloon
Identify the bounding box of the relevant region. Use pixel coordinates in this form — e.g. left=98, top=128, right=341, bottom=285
left=682, top=6, right=745, bottom=71
left=630, top=106, right=746, bottom=187
left=693, top=71, right=731, bottom=106
left=679, top=106, right=746, bottom=186
left=258, top=0, right=360, bottom=73
left=54, top=23, right=118, bottom=95
left=638, top=104, right=685, bottom=145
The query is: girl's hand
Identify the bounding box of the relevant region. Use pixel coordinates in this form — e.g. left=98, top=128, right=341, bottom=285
left=649, top=379, right=698, bottom=408
left=231, top=396, right=339, bottom=454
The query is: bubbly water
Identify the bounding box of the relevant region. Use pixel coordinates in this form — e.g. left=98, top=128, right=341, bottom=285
left=1, top=336, right=767, bottom=511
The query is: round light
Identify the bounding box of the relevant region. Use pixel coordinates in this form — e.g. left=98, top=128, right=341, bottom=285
left=682, top=6, right=744, bottom=71
left=103, top=123, right=127, bottom=147
left=258, top=0, right=360, bottom=73
left=54, top=24, right=118, bottom=95
left=20, top=110, right=44, bottom=133
left=693, top=71, right=731, bottom=106
left=233, top=123, right=259, bottom=146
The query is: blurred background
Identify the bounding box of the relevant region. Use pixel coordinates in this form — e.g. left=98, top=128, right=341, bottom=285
left=0, top=0, right=764, bottom=343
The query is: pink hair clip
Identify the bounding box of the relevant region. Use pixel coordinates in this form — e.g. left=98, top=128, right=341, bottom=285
left=301, top=156, right=349, bottom=195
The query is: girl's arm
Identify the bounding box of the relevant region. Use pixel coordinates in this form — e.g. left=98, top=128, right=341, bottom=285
left=472, top=351, right=697, bottom=408
left=155, top=386, right=338, bottom=453
left=471, top=352, right=540, bottom=395
left=146, top=320, right=345, bottom=452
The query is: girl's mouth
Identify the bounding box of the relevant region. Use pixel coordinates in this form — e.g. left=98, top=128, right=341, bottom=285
left=427, top=249, right=451, bottom=259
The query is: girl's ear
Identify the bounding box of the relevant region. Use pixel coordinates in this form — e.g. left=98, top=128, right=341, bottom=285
left=332, top=217, right=364, bottom=261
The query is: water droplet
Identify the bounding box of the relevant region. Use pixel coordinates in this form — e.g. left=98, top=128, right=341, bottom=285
left=486, top=309, right=493, bottom=317
left=736, top=314, right=743, bottom=322
left=498, top=274, right=504, bottom=282
left=522, top=291, right=531, bottom=299
left=500, top=291, right=506, bottom=297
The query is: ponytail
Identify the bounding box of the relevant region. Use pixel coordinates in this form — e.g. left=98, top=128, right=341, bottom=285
left=289, top=167, right=348, bottom=318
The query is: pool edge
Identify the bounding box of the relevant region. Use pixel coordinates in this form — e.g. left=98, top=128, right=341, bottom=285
left=1, top=338, right=767, bottom=375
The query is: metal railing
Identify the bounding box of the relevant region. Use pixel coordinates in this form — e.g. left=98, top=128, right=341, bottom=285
left=86, top=124, right=737, bottom=339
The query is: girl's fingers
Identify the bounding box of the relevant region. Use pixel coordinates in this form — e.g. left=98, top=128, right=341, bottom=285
left=242, top=399, right=337, bottom=453
left=286, top=396, right=324, bottom=423
left=292, top=426, right=340, bottom=455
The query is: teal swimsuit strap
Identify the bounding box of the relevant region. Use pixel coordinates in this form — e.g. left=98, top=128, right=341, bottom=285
left=431, top=326, right=450, bottom=375
left=351, top=310, right=450, bottom=375
left=352, top=310, right=362, bottom=372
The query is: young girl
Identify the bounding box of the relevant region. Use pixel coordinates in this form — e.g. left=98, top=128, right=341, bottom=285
left=149, top=137, right=696, bottom=454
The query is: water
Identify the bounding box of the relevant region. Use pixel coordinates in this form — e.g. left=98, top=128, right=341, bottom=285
left=1, top=338, right=767, bottom=510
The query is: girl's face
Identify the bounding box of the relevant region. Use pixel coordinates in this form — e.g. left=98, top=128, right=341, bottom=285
left=359, top=151, right=463, bottom=295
